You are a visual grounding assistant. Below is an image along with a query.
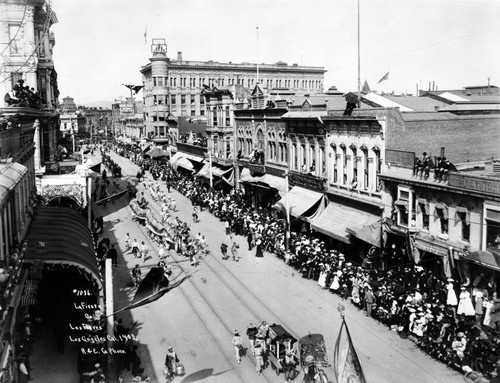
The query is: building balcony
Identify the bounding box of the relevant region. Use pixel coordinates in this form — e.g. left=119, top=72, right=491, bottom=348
left=206, top=125, right=233, bottom=133
left=327, top=182, right=383, bottom=207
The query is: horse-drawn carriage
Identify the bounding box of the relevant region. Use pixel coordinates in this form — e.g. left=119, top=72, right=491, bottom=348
left=299, top=333, right=330, bottom=383
left=268, top=324, right=298, bottom=376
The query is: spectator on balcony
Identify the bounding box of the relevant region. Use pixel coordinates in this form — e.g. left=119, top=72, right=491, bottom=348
left=4, top=89, right=19, bottom=106
left=413, top=156, right=422, bottom=176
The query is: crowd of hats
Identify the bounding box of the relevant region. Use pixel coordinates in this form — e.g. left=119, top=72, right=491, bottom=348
left=105, top=140, right=500, bottom=380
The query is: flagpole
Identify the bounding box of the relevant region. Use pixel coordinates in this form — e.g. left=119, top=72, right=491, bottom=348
left=357, top=0, right=361, bottom=108
left=256, top=26, right=260, bottom=84
left=209, top=151, right=213, bottom=189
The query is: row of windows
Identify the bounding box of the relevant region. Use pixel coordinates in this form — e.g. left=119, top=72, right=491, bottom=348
left=147, top=75, right=322, bottom=90
left=151, top=94, right=202, bottom=106
left=395, top=188, right=471, bottom=242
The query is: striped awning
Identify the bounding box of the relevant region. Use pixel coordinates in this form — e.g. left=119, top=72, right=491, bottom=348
left=0, top=162, right=28, bottom=208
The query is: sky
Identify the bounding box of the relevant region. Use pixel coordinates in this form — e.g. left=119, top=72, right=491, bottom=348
left=51, top=0, right=500, bottom=105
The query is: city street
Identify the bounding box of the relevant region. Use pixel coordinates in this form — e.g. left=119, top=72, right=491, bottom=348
left=96, top=150, right=463, bottom=383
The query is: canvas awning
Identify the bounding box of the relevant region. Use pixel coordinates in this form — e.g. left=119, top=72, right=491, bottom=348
left=181, top=152, right=205, bottom=163
left=464, top=250, right=500, bottom=272
left=24, top=207, right=102, bottom=289
left=273, top=186, right=325, bottom=218
left=311, top=201, right=380, bottom=243
left=240, top=168, right=287, bottom=195
left=346, top=219, right=383, bottom=247
left=0, top=162, right=28, bottom=208
left=176, top=157, right=194, bottom=171
left=196, top=163, right=228, bottom=178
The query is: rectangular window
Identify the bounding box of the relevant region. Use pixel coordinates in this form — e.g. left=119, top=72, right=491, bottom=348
left=9, top=25, right=21, bottom=55
left=191, top=95, right=196, bottom=104
left=191, top=110, right=196, bottom=116
left=153, top=77, right=157, bottom=87
left=396, top=187, right=411, bottom=227
left=157, top=77, right=163, bottom=87
left=418, top=202, right=429, bottom=230
left=181, top=95, right=186, bottom=104
left=435, top=207, right=449, bottom=234
left=457, top=212, right=470, bottom=241
left=171, top=95, right=176, bottom=105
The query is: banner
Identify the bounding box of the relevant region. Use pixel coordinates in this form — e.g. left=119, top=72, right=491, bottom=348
left=333, top=317, right=367, bottom=383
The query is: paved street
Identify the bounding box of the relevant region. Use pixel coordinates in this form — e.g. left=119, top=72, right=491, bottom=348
left=96, top=150, right=463, bottom=383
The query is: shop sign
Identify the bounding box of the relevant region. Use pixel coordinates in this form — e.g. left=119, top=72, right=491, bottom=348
left=414, top=238, right=448, bottom=257
left=246, top=163, right=266, bottom=174
left=448, top=173, right=500, bottom=196
left=266, top=167, right=286, bottom=177
left=289, top=172, right=325, bottom=192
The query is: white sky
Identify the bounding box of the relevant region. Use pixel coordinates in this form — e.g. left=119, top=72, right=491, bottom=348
left=51, top=0, right=500, bottom=104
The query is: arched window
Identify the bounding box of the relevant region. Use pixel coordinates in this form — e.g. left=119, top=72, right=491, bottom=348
left=373, top=146, right=381, bottom=191
left=361, top=145, right=369, bottom=190
left=319, top=146, right=325, bottom=177
left=330, top=143, right=337, bottom=183
left=340, top=143, right=347, bottom=184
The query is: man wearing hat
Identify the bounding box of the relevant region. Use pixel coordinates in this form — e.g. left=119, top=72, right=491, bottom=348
left=246, top=322, right=258, bottom=354
left=232, top=330, right=243, bottom=364
left=282, top=349, right=297, bottom=382
left=165, top=346, right=180, bottom=378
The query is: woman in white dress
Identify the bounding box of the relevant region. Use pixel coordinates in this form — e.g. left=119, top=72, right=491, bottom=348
left=457, top=286, right=475, bottom=317
left=446, top=279, right=458, bottom=306
left=329, top=270, right=341, bottom=292
left=317, top=265, right=328, bottom=289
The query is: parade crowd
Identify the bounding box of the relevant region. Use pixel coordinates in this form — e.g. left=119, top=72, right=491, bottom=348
left=109, top=141, right=500, bottom=382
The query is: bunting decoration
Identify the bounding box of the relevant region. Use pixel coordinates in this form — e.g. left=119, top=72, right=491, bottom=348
left=333, top=316, right=367, bottom=383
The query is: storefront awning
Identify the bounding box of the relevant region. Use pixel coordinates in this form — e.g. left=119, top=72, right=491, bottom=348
left=346, top=219, right=383, bottom=247
left=181, top=152, right=205, bottom=163
left=311, top=202, right=380, bottom=244
left=464, top=250, right=500, bottom=272
left=273, top=186, right=326, bottom=218
left=176, top=157, right=194, bottom=171
left=196, top=163, right=228, bottom=178
left=0, top=162, right=27, bottom=208
left=258, top=174, right=287, bottom=195
left=240, top=170, right=287, bottom=195
left=24, top=207, right=102, bottom=290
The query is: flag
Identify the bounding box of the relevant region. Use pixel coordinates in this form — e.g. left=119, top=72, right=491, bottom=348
left=144, top=24, right=147, bottom=45
left=112, top=269, right=192, bottom=315
left=95, top=189, right=129, bottom=206
left=361, top=80, right=371, bottom=94
left=405, top=230, right=421, bottom=264
left=377, top=71, right=389, bottom=84
left=333, top=317, right=367, bottom=383
left=123, top=84, right=144, bottom=94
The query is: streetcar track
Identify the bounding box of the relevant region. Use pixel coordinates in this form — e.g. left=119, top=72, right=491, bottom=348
left=107, top=151, right=459, bottom=383
left=137, top=179, right=313, bottom=382
left=105, top=166, right=254, bottom=382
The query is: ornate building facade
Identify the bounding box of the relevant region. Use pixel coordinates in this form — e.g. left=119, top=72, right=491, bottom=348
left=140, top=38, right=326, bottom=147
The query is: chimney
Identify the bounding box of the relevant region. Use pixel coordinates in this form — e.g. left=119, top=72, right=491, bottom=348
left=177, top=51, right=183, bottom=61
left=434, top=106, right=440, bottom=111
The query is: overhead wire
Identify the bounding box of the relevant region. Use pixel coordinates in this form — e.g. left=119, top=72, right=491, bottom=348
left=0, top=0, right=29, bottom=57
left=0, top=0, right=53, bottom=87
